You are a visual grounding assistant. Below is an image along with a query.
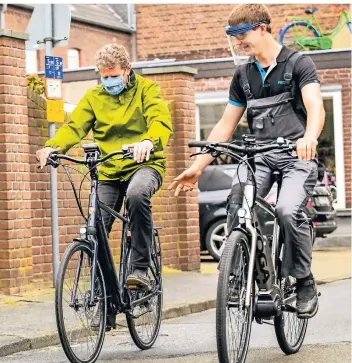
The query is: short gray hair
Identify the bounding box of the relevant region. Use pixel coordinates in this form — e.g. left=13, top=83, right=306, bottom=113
left=95, top=43, right=130, bottom=69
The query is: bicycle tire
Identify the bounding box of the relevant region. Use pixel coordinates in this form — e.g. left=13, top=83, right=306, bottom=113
left=274, top=221, right=314, bottom=354
left=55, top=241, right=107, bottom=363
left=279, top=21, right=320, bottom=50
left=274, top=276, right=308, bottom=354
left=126, top=234, right=163, bottom=350
left=216, top=230, right=253, bottom=363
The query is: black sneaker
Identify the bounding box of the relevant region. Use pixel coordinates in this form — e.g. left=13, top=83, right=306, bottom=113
left=296, top=278, right=319, bottom=319
left=127, top=268, right=152, bottom=291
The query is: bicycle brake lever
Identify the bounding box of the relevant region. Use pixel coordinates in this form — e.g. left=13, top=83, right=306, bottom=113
left=118, top=151, right=134, bottom=160
left=190, top=150, right=210, bottom=157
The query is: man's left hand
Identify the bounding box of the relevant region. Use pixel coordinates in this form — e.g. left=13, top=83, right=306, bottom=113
left=123, top=140, right=154, bottom=163
left=296, top=137, right=318, bottom=161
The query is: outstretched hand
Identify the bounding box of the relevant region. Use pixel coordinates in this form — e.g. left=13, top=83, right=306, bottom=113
left=167, top=167, right=202, bottom=196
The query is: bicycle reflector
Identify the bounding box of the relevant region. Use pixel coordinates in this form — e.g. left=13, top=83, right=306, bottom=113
left=238, top=208, right=246, bottom=224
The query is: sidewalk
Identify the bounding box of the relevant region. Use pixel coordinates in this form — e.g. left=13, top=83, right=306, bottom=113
left=0, top=246, right=350, bottom=357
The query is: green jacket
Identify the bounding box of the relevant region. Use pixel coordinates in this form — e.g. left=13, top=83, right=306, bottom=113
left=45, top=72, right=173, bottom=181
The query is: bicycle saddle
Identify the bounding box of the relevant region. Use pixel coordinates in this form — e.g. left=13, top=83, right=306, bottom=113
left=304, top=7, right=318, bottom=15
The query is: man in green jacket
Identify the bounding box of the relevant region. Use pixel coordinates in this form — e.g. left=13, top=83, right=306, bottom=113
left=37, top=44, right=172, bottom=294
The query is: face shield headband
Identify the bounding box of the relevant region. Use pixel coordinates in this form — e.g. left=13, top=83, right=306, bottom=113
left=224, top=21, right=269, bottom=66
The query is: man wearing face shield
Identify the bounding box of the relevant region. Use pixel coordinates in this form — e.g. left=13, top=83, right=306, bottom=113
left=37, top=44, right=173, bottom=300
left=169, top=4, right=325, bottom=319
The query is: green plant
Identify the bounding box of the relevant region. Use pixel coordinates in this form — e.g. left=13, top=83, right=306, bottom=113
left=27, top=74, right=45, bottom=95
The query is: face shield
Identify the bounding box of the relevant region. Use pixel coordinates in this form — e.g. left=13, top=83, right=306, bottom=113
left=224, top=22, right=269, bottom=66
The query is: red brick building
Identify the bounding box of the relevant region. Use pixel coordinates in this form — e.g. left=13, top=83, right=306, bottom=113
left=0, top=4, right=350, bottom=292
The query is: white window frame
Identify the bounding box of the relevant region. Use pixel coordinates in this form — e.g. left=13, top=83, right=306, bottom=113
left=321, top=84, right=345, bottom=210
left=196, top=86, right=346, bottom=209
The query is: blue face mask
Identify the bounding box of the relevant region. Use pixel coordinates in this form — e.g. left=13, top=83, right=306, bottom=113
left=101, top=72, right=126, bottom=96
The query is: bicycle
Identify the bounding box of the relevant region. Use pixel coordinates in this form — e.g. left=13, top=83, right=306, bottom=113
left=279, top=4, right=351, bottom=51
left=188, top=135, right=319, bottom=363
left=46, top=143, right=163, bottom=363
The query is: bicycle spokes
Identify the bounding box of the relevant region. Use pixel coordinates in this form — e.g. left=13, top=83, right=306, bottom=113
left=58, top=244, right=106, bottom=363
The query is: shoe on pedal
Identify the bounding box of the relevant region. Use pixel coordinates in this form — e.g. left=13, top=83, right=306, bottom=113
left=296, top=277, right=319, bottom=319
left=127, top=268, right=152, bottom=291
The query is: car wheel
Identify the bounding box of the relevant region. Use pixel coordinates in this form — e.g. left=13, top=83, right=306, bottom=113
left=205, top=218, right=228, bottom=261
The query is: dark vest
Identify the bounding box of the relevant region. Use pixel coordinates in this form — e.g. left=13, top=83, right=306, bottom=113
left=239, top=51, right=305, bottom=144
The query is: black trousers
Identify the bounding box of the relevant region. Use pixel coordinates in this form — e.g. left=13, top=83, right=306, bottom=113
left=98, top=166, right=161, bottom=270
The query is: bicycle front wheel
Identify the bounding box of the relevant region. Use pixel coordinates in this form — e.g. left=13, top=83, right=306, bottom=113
left=55, top=241, right=107, bottom=363
left=216, top=230, right=253, bottom=363
left=126, top=234, right=163, bottom=350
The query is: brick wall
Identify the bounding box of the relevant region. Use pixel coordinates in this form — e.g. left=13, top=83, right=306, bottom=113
left=135, top=4, right=350, bottom=61
left=0, top=31, right=32, bottom=294
left=5, top=5, right=132, bottom=71
left=144, top=68, right=200, bottom=270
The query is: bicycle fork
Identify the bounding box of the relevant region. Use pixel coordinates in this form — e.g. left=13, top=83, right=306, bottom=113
left=239, top=183, right=257, bottom=309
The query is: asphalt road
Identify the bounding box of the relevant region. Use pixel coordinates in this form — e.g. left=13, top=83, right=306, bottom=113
left=2, top=279, right=350, bottom=363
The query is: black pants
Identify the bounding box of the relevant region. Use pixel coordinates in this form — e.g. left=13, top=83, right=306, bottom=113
left=98, top=167, right=161, bottom=270
left=227, top=151, right=318, bottom=279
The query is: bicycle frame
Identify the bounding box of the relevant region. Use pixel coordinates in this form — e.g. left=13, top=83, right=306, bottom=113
left=216, top=147, right=294, bottom=315
left=65, top=148, right=161, bottom=317
left=290, top=9, right=351, bottom=39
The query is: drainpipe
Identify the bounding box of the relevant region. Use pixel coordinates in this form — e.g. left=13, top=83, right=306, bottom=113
left=0, top=4, right=8, bottom=29
left=128, top=3, right=137, bottom=61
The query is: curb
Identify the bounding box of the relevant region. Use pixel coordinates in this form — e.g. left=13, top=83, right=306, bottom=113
left=0, top=277, right=350, bottom=358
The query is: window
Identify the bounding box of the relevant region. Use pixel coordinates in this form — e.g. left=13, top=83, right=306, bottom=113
left=320, top=86, right=345, bottom=209
left=25, top=50, right=38, bottom=74
left=196, top=92, right=249, bottom=165
left=67, top=48, right=80, bottom=69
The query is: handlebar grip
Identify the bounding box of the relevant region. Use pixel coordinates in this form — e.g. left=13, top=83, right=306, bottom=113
left=188, top=140, right=214, bottom=148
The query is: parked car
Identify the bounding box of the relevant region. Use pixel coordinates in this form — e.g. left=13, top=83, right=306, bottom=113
left=198, top=164, right=337, bottom=261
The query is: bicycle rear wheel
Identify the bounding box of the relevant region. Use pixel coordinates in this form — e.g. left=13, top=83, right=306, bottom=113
left=274, top=276, right=308, bottom=354
left=279, top=21, right=320, bottom=50
left=216, top=230, right=253, bottom=363
left=126, top=233, right=163, bottom=350
left=55, top=241, right=107, bottom=363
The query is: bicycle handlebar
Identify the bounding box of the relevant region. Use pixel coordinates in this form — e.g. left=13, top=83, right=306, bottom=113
left=188, top=137, right=296, bottom=154
left=47, top=148, right=146, bottom=167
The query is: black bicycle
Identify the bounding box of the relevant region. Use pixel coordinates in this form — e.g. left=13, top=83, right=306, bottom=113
left=189, top=135, right=319, bottom=363
left=46, top=143, right=163, bottom=363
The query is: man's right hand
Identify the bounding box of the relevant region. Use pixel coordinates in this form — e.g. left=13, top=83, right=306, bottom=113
left=36, top=147, right=58, bottom=169
left=168, top=167, right=202, bottom=196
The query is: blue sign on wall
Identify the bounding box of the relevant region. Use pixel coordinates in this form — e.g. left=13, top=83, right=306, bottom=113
left=54, top=57, right=63, bottom=79
left=45, top=56, right=55, bottom=78
left=45, top=56, right=63, bottom=79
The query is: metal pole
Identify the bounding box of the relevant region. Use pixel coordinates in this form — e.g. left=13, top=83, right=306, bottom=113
left=0, top=4, right=8, bottom=29
left=128, top=3, right=137, bottom=62
left=44, top=4, right=59, bottom=288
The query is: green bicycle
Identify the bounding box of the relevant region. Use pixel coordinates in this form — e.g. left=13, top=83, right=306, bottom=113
left=279, top=4, right=351, bottom=50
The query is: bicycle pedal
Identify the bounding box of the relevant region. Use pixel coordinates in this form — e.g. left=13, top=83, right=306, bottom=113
left=128, top=285, right=138, bottom=289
